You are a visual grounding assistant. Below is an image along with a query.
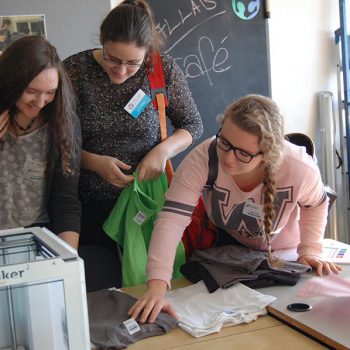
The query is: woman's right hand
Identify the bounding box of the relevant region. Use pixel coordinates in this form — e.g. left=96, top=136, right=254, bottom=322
left=91, top=154, right=134, bottom=188
left=128, top=279, right=177, bottom=323
left=0, top=110, right=10, bottom=140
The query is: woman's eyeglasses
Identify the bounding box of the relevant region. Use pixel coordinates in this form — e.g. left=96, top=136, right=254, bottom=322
left=102, top=49, right=144, bottom=69
left=215, top=129, right=263, bottom=163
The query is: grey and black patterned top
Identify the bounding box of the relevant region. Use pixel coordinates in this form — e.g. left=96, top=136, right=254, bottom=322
left=0, top=126, right=48, bottom=228
left=64, top=50, right=203, bottom=202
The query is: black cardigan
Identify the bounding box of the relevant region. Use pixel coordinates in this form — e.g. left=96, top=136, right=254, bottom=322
left=46, top=114, right=82, bottom=235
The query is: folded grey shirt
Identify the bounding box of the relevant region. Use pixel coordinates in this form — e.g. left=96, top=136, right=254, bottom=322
left=87, top=289, right=178, bottom=349
left=191, top=245, right=311, bottom=289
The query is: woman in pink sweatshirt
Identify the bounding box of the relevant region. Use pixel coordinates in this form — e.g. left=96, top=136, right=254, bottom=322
left=129, top=94, right=341, bottom=323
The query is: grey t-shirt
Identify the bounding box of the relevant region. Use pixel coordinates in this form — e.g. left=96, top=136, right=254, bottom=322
left=87, top=288, right=178, bottom=349
left=0, top=125, right=49, bottom=228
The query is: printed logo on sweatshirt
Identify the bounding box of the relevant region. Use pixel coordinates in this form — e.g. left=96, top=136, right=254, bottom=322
left=211, top=186, right=293, bottom=238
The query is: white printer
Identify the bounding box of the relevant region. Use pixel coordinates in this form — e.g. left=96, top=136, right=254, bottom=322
left=0, top=226, right=90, bottom=350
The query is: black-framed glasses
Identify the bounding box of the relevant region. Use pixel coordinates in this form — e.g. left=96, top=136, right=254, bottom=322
left=102, top=49, right=144, bottom=68
left=215, top=129, right=263, bottom=163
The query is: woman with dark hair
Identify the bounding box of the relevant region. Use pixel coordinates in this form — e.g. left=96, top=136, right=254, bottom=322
left=64, top=0, right=202, bottom=288
left=0, top=35, right=81, bottom=249
left=129, top=94, right=342, bottom=323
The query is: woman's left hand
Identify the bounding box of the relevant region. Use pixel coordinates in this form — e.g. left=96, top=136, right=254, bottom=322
left=137, top=145, right=168, bottom=182
left=298, top=254, right=342, bottom=276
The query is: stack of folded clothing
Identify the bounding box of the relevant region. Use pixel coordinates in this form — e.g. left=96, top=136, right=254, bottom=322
left=181, top=244, right=311, bottom=292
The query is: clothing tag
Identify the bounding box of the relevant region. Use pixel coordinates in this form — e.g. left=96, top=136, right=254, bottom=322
left=123, top=318, right=141, bottom=335
left=124, top=89, right=151, bottom=118
left=243, top=200, right=263, bottom=219
left=133, top=211, right=147, bottom=225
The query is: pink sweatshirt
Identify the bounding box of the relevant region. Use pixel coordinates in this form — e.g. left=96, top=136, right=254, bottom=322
left=147, top=138, right=329, bottom=286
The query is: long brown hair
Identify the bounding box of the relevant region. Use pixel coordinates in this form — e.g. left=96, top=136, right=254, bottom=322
left=0, top=35, right=78, bottom=175
left=99, top=0, right=161, bottom=68
left=222, top=94, right=285, bottom=264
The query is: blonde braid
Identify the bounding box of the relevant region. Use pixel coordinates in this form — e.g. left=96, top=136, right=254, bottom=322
left=262, top=163, right=282, bottom=267
left=221, top=94, right=286, bottom=267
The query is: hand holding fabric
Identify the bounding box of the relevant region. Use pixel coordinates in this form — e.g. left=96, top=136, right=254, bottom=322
left=298, top=254, right=342, bottom=276
left=128, top=279, right=177, bottom=324
left=93, top=154, right=134, bottom=188
left=137, top=145, right=168, bottom=182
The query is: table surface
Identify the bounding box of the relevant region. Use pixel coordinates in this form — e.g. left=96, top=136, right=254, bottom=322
left=122, top=279, right=329, bottom=350
left=258, top=264, right=350, bottom=350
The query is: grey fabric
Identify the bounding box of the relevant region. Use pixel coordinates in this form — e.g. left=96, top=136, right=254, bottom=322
left=87, top=289, right=178, bottom=349
left=0, top=126, right=48, bottom=228
left=191, top=245, right=310, bottom=289
left=0, top=106, right=81, bottom=235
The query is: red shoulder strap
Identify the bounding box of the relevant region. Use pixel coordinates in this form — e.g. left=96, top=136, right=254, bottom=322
left=148, top=52, right=169, bottom=109
left=147, top=52, right=173, bottom=184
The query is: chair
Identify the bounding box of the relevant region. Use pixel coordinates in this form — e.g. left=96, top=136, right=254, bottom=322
left=285, top=132, right=337, bottom=211
left=285, top=133, right=315, bottom=159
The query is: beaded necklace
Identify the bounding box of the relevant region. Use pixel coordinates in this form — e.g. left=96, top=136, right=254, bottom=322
left=14, top=115, right=37, bottom=134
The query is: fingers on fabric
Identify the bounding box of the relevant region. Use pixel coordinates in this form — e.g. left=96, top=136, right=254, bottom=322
left=128, top=299, right=145, bottom=321
left=101, top=158, right=133, bottom=187
left=137, top=166, right=163, bottom=182
left=128, top=299, right=155, bottom=323
left=139, top=300, right=160, bottom=323
left=128, top=297, right=175, bottom=324
left=110, top=173, right=134, bottom=188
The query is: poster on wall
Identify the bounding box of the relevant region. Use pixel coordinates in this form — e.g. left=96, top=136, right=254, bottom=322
left=0, top=14, right=46, bottom=55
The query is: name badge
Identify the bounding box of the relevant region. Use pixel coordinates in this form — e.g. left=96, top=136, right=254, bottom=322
left=124, top=89, right=151, bottom=118
left=243, top=200, right=263, bottom=219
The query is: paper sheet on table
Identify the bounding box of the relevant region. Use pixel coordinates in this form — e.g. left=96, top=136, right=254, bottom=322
left=272, top=239, right=350, bottom=264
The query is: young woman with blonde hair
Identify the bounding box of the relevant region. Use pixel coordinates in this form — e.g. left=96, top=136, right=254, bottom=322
left=129, top=94, right=341, bottom=323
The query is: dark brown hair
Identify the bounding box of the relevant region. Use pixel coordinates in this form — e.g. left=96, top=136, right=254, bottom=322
left=0, top=35, right=78, bottom=175
left=100, top=0, right=161, bottom=67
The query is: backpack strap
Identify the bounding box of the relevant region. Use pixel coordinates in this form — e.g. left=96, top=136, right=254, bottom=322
left=205, top=139, right=218, bottom=189
left=148, top=52, right=169, bottom=109
left=147, top=52, right=173, bottom=183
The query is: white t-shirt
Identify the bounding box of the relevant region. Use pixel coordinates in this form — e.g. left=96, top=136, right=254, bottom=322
left=166, top=281, right=276, bottom=337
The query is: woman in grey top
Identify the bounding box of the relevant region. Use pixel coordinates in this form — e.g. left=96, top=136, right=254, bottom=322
left=64, top=0, right=203, bottom=290
left=0, top=36, right=81, bottom=249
